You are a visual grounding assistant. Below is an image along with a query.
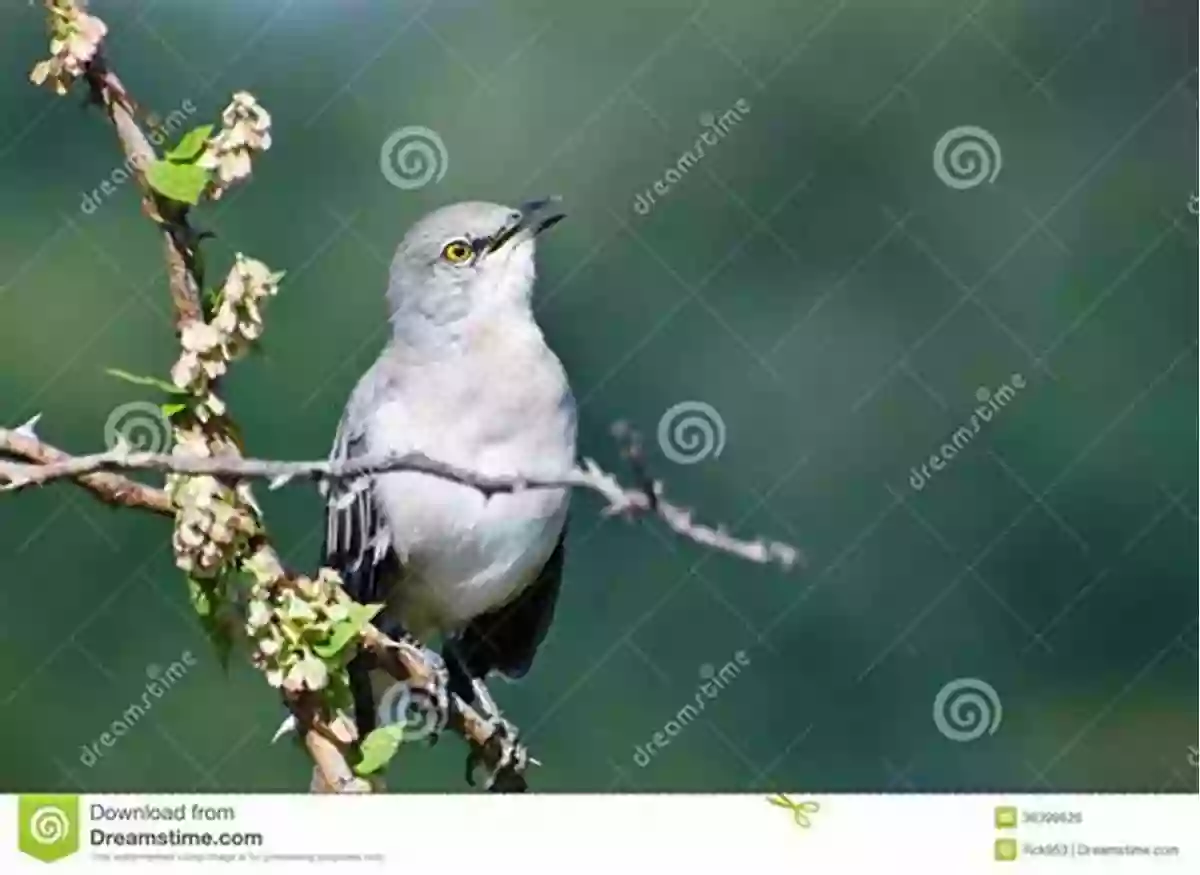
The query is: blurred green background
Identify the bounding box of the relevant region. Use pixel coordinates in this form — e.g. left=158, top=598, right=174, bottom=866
left=0, top=0, right=1196, bottom=793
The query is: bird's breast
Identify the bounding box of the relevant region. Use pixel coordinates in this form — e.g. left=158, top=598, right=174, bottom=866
left=365, top=345, right=576, bottom=635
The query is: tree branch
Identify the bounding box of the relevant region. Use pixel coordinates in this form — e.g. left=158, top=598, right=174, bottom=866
left=0, top=416, right=173, bottom=515
left=85, top=61, right=204, bottom=329
left=0, top=427, right=802, bottom=568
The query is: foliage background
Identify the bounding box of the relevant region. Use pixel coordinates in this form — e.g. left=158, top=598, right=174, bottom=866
left=0, top=0, right=1196, bottom=792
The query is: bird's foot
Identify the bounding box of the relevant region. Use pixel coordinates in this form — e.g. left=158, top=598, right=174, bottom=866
left=465, top=717, right=528, bottom=791
left=380, top=636, right=451, bottom=746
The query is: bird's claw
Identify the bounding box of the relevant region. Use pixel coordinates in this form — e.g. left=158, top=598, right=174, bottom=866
left=388, top=636, right=451, bottom=745
left=466, top=718, right=528, bottom=790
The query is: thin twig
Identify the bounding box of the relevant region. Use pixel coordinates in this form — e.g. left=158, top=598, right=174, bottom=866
left=0, top=430, right=802, bottom=568
left=0, top=417, right=173, bottom=515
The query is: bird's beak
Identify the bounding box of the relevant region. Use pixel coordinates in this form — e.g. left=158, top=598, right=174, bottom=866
left=487, top=196, right=566, bottom=253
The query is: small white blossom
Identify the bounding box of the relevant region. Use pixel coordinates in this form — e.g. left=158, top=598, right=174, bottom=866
left=197, top=93, right=272, bottom=199
left=245, top=545, right=285, bottom=585
left=29, top=1, right=108, bottom=95
left=180, top=320, right=221, bottom=353
left=246, top=599, right=272, bottom=632
left=280, top=592, right=317, bottom=624
left=171, top=351, right=202, bottom=390
left=285, top=654, right=328, bottom=692
left=221, top=91, right=273, bottom=150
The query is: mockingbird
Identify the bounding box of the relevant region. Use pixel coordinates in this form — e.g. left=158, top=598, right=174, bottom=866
left=322, top=198, right=575, bottom=786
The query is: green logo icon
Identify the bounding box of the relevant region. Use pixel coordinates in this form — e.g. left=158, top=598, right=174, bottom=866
left=18, top=795, right=80, bottom=863
left=994, top=805, right=1018, bottom=829
left=994, top=838, right=1018, bottom=862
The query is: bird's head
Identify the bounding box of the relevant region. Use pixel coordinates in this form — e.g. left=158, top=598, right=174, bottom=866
left=385, top=198, right=565, bottom=333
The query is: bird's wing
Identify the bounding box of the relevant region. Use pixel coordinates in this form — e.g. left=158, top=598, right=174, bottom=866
left=321, top=405, right=400, bottom=610
left=455, top=518, right=568, bottom=680
left=321, top=403, right=403, bottom=737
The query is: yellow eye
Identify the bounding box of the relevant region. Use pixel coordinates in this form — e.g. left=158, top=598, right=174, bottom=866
left=441, top=240, right=473, bottom=263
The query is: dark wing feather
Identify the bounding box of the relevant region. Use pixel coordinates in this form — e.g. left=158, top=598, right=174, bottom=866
left=321, top=416, right=398, bottom=609
left=320, top=413, right=401, bottom=736
left=455, top=519, right=568, bottom=681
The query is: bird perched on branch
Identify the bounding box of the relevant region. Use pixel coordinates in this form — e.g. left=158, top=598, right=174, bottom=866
left=321, top=198, right=575, bottom=787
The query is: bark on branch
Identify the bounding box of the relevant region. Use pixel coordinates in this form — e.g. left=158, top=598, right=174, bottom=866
left=0, top=430, right=802, bottom=568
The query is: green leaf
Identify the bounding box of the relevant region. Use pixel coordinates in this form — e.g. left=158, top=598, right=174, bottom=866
left=161, top=402, right=187, bottom=419
left=163, top=124, right=215, bottom=162
left=354, top=724, right=406, bottom=776
left=106, top=368, right=189, bottom=396
left=145, top=159, right=211, bottom=205
left=313, top=603, right=384, bottom=660
left=189, top=577, right=232, bottom=671
left=187, top=578, right=212, bottom=618
left=202, top=287, right=222, bottom=318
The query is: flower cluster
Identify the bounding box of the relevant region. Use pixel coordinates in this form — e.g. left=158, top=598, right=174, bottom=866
left=245, top=566, right=350, bottom=692
left=170, top=253, right=282, bottom=420
left=197, top=92, right=273, bottom=199
left=169, top=466, right=259, bottom=577
left=167, top=255, right=279, bottom=576
left=211, top=254, right=284, bottom=356
left=29, top=0, right=107, bottom=96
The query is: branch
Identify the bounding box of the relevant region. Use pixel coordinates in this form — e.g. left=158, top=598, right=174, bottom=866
left=0, top=416, right=172, bottom=515
left=85, top=61, right=204, bottom=328
left=0, top=427, right=801, bottom=569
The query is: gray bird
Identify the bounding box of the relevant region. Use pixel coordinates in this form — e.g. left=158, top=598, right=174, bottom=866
left=321, top=198, right=575, bottom=785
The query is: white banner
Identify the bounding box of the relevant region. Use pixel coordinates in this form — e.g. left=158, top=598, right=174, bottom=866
left=4, top=793, right=1197, bottom=872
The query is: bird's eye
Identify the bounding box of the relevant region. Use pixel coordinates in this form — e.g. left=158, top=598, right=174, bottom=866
left=440, top=240, right=474, bottom=264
